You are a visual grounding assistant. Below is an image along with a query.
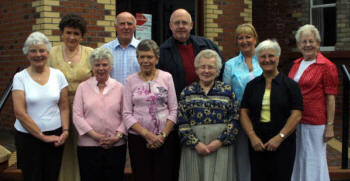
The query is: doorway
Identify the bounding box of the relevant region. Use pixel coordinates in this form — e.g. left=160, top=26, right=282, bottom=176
left=116, top=0, right=202, bottom=45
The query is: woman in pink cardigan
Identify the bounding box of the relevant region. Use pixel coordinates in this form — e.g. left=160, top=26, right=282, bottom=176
left=123, top=39, right=178, bottom=181
left=73, top=47, right=126, bottom=181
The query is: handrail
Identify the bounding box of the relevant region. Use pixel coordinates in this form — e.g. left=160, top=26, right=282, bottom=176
left=341, top=64, right=350, bottom=169
left=0, top=67, right=21, bottom=113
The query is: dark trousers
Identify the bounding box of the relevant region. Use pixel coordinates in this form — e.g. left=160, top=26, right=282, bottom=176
left=249, top=138, right=296, bottom=181
left=128, top=131, right=179, bottom=181
left=15, top=128, right=63, bottom=181
left=77, top=144, right=126, bottom=181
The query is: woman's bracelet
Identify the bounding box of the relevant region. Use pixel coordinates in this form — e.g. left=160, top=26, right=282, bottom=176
left=141, top=129, right=148, bottom=137
left=62, top=128, right=69, bottom=132
left=327, top=122, right=334, bottom=126
left=116, top=132, right=124, bottom=139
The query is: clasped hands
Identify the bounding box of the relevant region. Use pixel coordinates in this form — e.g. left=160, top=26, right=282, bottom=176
left=250, top=134, right=283, bottom=152
left=91, top=132, right=122, bottom=149
left=194, top=140, right=223, bottom=156
left=144, top=132, right=165, bottom=150
left=41, top=131, right=69, bottom=147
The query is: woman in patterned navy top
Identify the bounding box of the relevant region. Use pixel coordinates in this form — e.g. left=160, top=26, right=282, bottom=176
left=178, top=49, right=240, bottom=181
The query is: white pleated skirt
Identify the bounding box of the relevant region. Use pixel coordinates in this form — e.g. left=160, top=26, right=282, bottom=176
left=291, top=124, right=330, bottom=181
left=179, top=124, right=236, bottom=181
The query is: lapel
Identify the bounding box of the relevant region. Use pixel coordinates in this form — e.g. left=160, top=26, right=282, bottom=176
left=169, top=37, right=185, bottom=73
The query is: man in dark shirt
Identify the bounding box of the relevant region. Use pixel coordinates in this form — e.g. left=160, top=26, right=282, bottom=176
left=158, top=8, right=225, bottom=97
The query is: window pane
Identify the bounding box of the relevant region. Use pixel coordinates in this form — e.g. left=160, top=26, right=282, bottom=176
left=312, top=6, right=336, bottom=46
left=313, top=0, right=336, bottom=5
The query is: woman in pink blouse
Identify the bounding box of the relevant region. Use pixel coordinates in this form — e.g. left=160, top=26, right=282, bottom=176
left=73, top=47, right=127, bottom=181
left=123, top=39, right=178, bottom=181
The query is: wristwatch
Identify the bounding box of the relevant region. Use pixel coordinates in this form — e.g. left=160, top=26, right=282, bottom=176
left=116, top=132, right=124, bottom=139
left=279, top=133, right=285, bottom=139
left=160, top=131, right=167, bottom=139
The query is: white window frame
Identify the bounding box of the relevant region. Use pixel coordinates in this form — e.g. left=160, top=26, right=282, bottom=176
left=310, top=0, right=336, bottom=51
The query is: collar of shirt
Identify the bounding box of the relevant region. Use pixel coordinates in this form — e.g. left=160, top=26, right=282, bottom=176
left=238, top=51, right=260, bottom=66
left=293, top=52, right=328, bottom=65
left=88, top=76, right=115, bottom=95
left=112, top=36, right=139, bottom=49
left=256, top=73, right=283, bottom=85
left=193, top=80, right=221, bottom=95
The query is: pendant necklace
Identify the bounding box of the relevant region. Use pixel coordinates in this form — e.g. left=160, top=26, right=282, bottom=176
left=64, top=45, right=80, bottom=65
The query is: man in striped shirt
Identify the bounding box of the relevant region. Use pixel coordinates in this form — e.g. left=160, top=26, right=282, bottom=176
left=102, top=11, right=140, bottom=84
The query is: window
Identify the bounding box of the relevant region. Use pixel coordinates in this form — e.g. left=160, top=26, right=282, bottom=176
left=310, top=0, right=336, bottom=50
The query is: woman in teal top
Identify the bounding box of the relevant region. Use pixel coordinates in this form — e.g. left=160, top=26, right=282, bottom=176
left=223, top=23, right=262, bottom=181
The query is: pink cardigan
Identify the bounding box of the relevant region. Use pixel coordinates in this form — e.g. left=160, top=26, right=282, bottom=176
left=73, top=77, right=126, bottom=146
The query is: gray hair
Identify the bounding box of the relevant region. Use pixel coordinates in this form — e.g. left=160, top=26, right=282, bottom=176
left=89, top=47, right=114, bottom=67
left=22, top=32, right=52, bottom=55
left=136, top=39, right=160, bottom=57
left=295, top=24, right=321, bottom=43
left=255, top=39, right=281, bottom=57
left=194, top=49, right=222, bottom=77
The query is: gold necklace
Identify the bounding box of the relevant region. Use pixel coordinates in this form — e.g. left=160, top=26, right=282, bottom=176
left=63, top=45, right=80, bottom=65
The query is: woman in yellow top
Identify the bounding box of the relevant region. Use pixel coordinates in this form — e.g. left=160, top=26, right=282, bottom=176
left=48, top=13, right=93, bottom=181
left=240, top=39, right=303, bottom=181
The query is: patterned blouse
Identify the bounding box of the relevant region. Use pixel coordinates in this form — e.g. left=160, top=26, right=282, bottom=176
left=178, top=80, right=240, bottom=147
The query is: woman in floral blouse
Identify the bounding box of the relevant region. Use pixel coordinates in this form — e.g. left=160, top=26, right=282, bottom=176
left=123, top=39, right=178, bottom=181
left=178, top=49, right=240, bottom=181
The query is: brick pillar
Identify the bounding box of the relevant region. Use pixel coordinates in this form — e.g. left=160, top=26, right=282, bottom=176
left=203, top=0, right=249, bottom=60
left=336, top=0, right=350, bottom=51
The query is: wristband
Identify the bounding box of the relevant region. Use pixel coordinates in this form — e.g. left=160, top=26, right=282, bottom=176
left=327, top=122, right=334, bottom=126
left=116, top=132, right=124, bottom=139
left=141, top=129, right=148, bottom=137
left=160, top=131, right=167, bottom=139
left=62, top=128, right=69, bottom=132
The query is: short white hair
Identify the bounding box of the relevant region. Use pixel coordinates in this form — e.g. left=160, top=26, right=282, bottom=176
left=295, top=24, right=321, bottom=43
left=89, top=47, right=114, bottom=67
left=194, top=49, right=222, bottom=77
left=255, top=39, right=281, bottom=57
left=22, top=32, right=52, bottom=55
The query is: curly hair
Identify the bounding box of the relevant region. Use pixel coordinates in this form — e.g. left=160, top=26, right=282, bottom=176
left=59, top=13, right=87, bottom=36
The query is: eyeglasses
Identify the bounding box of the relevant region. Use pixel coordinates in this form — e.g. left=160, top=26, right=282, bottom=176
left=300, top=39, right=317, bottom=45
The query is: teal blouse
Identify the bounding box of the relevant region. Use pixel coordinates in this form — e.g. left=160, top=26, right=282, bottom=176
left=223, top=52, right=262, bottom=103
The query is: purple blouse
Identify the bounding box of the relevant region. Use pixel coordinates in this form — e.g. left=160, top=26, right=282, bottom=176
left=123, top=70, right=178, bottom=135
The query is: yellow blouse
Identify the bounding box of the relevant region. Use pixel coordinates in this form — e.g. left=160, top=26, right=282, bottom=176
left=260, top=89, right=271, bottom=123
left=48, top=44, right=93, bottom=103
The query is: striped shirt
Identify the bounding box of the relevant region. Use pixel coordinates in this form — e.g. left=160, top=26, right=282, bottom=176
left=288, top=52, right=338, bottom=125
left=101, top=36, right=140, bottom=84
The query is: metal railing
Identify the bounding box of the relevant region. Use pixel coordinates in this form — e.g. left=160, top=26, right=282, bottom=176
left=0, top=67, right=21, bottom=113
left=341, top=64, right=350, bottom=169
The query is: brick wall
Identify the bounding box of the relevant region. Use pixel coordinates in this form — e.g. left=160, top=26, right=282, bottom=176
left=204, top=0, right=249, bottom=61
left=0, top=0, right=35, bottom=128
left=0, top=0, right=115, bottom=129
left=336, top=0, right=350, bottom=51
left=253, top=0, right=304, bottom=72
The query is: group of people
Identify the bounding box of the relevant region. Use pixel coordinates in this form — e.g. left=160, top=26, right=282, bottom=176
left=11, top=8, right=338, bottom=181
